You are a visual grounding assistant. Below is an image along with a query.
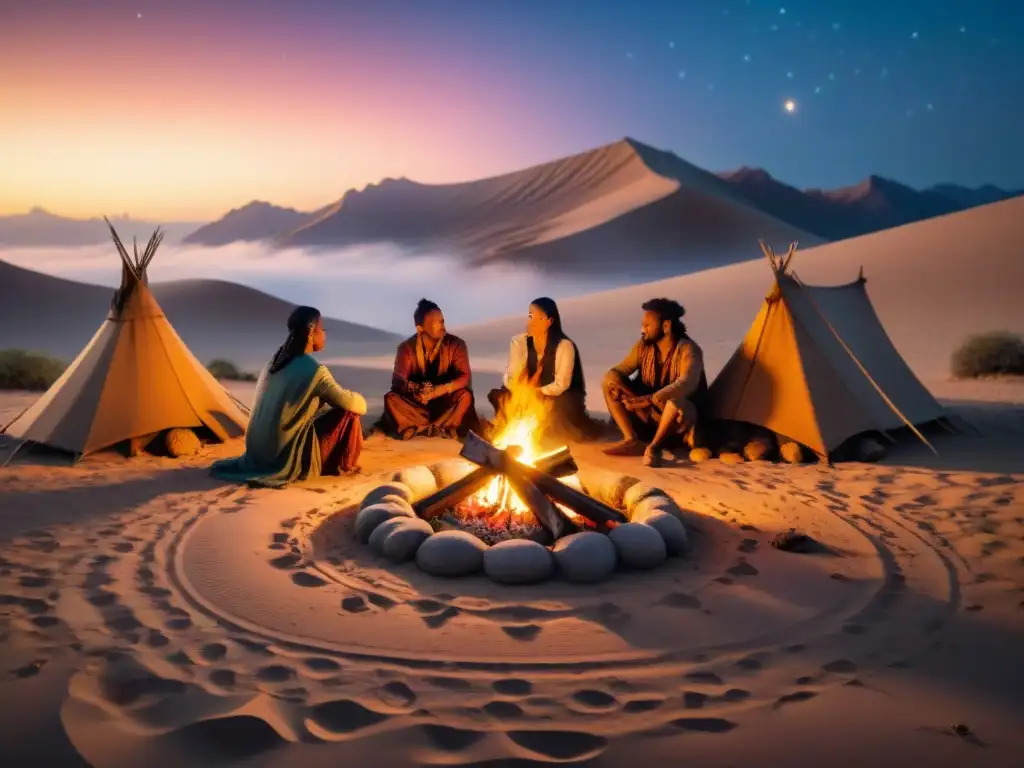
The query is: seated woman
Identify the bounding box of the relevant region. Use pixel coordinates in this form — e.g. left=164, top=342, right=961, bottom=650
left=486, top=297, right=603, bottom=443
left=211, top=306, right=367, bottom=488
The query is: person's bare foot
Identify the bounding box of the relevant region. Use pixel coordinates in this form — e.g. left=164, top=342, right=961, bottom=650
left=603, top=438, right=646, bottom=457
left=643, top=446, right=664, bottom=467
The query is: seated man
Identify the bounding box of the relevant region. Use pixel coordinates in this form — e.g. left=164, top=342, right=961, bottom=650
left=380, top=298, right=478, bottom=440
left=602, top=297, right=708, bottom=467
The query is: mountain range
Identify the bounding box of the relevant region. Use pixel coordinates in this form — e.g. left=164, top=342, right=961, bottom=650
left=3, top=139, right=1019, bottom=267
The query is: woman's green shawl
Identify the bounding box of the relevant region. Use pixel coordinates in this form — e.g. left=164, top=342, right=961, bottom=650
left=210, top=354, right=364, bottom=488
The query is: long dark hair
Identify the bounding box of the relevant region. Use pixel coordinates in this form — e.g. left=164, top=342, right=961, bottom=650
left=529, top=296, right=583, bottom=390
left=269, top=305, right=321, bottom=374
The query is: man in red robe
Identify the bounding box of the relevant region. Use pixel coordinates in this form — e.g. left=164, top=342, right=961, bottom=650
left=380, top=299, right=479, bottom=440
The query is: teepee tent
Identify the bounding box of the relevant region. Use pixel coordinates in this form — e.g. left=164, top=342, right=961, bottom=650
left=1, top=219, right=249, bottom=458
left=707, top=240, right=948, bottom=460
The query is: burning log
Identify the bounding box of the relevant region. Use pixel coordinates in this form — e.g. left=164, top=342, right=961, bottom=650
left=413, top=444, right=577, bottom=520
left=460, top=432, right=628, bottom=529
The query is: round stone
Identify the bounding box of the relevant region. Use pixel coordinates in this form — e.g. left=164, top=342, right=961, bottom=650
left=377, top=493, right=414, bottom=516
left=429, top=459, right=477, bottom=489
left=689, top=447, right=713, bottom=463
left=609, top=522, right=667, bottom=569
left=719, top=451, right=746, bottom=465
left=360, top=481, right=413, bottom=509
left=629, top=494, right=685, bottom=526
left=484, top=539, right=555, bottom=585
left=368, top=516, right=408, bottom=555
left=416, top=530, right=487, bottom=577
left=355, top=501, right=414, bottom=544
left=743, top=436, right=775, bottom=462
left=779, top=441, right=806, bottom=464
left=165, top=427, right=200, bottom=457
left=380, top=517, right=435, bottom=563
left=552, top=531, right=617, bottom=583
left=623, top=483, right=670, bottom=516
left=635, top=511, right=688, bottom=556
left=391, top=466, right=437, bottom=502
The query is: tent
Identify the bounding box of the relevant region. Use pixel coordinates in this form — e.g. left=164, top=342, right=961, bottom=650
left=1, top=219, right=249, bottom=458
left=707, top=241, right=949, bottom=460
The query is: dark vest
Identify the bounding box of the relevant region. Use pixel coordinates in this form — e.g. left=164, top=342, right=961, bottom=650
left=682, top=334, right=710, bottom=411
left=526, top=336, right=586, bottom=396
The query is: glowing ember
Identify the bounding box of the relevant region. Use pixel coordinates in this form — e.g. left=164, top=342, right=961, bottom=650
left=467, top=383, right=579, bottom=522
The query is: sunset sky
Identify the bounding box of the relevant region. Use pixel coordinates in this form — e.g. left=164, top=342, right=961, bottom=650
left=3, top=0, right=1021, bottom=220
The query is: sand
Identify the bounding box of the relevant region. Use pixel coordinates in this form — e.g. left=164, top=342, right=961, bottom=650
left=2, top=195, right=1024, bottom=766
left=2, top=373, right=1024, bottom=767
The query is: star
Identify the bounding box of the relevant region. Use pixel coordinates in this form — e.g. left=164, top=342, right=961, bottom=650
left=814, top=86, right=822, bottom=94
left=959, top=26, right=966, bottom=33
left=677, top=70, right=686, bottom=79
left=779, top=7, right=787, bottom=14
left=786, top=71, right=794, bottom=79
left=742, top=54, right=751, bottom=63
left=910, top=31, right=919, bottom=40
left=626, top=52, right=633, bottom=59
left=669, top=41, right=675, bottom=49
left=770, top=23, right=779, bottom=32
left=784, top=98, right=797, bottom=113
left=828, top=72, right=835, bottom=81
left=137, top=12, right=143, bottom=19
left=926, top=103, right=934, bottom=111
left=881, top=67, right=888, bottom=78
left=707, top=82, right=715, bottom=91
left=832, top=22, right=841, bottom=31
left=853, top=67, right=861, bottom=76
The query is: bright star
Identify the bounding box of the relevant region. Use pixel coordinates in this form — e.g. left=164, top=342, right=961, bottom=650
left=784, top=98, right=797, bottom=113
left=137, top=12, right=142, bottom=19
left=669, top=41, right=675, bottom=49
left=779, top=7, right=786, bottom=14
left=959, top=26, right=966, bottom=33
left=786, top=71, right=794, bottom=79
left=832, top=22, right=841, bottom=31
left=743, top=54, right=751, bottom=62
left=911, top=31, right=919, bottom=40
left=678, top=70, right=686, bottom=79
left=814, top=86, right=821, bottom=94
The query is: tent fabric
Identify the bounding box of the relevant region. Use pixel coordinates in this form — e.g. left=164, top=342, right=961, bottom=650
left=708, top=271, right=946, bottom=457
left=2, top=228, right=248, bottom=456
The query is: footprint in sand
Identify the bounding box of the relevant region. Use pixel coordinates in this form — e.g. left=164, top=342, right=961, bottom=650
left=378, top=681, right=417, bottom=707
left=624, top=698, right=664, bottom=713
left=721, top=688, right=750, bottom=702
left=727, top=558, right=759, bottom=577
left=483, top=700, right=524, bottom=718
left=256, top=664, right=295, bottom=683
left=146, top=629, right=169, bottom=648
left=270, top=553, right=301, bottom=569
left=209, top=669, right=236, bottom=688
left=713, top=576, right=734, bottom=585
left=492, top=678, right=532, bottom=697
left=424, top=676, right=472, bottom=692
left=366, top=592, right=397, bottom=610
left=683, top=691, right=709, bottom=709
left=421, top=725, right=487, bottom=752
left=668, top=718, right=737, bottom=733
left=571, top=689, right=619, bottom=712
left=411, top=599, right=448, bottom=613
left=502, top=624, right=542, bottom=641
left=303, top=657, right=342, bottom=673
left=341, top=596, right=370, bottom=613
left=506, top=731, right=608, bottom=761
left=17, top=574, right=51, bottom=589
left=735, top=655, right=764, bottom=671
left=822, top=659, right=858, bottom=674
left=422, top=606, right=461, bottom=628
left=291, top=572, right=328, bottom=588
left=200, top=643, right=228, bottom=662
left=775, top=690, right=817, bottom=708
left=307, top=699, right=390, bottom=735
left=737, top=538, right=759, bottom=553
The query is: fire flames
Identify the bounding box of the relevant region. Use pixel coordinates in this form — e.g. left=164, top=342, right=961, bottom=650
left=469, top=383, right=576, bottom=522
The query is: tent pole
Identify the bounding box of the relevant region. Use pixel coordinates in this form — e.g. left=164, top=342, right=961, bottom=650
left=792, top=276, right=940, bottom=456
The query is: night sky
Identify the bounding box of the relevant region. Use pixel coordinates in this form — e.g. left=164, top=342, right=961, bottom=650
left=3, top=0, right=1021, bottom=219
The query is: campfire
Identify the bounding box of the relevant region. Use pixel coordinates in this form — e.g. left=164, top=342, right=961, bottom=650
left=413, top=386, right=627, bottom=545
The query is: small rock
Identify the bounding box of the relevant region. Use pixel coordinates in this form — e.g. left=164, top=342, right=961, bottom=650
left=743, top=436, right=775, bottom=462
left=368, top=517, right=409, bottom=555
left=360, top=482, right=414, bottom=509
left=165, top=428, right=200, bottom=457
left=719, top=451, right=746, bottom=465
left=579, top=470, right=641, bottom=508
left=779, top=441, right=806, bottom=464
left=623, top=483, right=670, bottom=514
left=689, top=447, right=713, bottom=463
left=609, top=522, right=667, bottom=569
left=355, top=501, right=414, bottom=544
left=484, top=539, right=555, bottom=585
left=552, top=531, right=617, bottom=583
left=391, top=465, right=437, bottom=502
left=636, top=511, right=688, bottom=556
left=629, top=493, right=685, bottom=526
left=380, top=518, right=435, bottom=563
left=416, top=530, right=487, bottom=577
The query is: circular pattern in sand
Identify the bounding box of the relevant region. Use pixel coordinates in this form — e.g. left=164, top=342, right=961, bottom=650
left=354, top=462, right=689, bottom=582
left=3, top=447, right=1007, bottom=767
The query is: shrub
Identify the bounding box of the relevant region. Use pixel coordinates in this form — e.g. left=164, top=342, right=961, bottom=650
left=207, top=359, right=257, bottom=382
left=951, top=332, right=1024, bottom=379
left=0, top=349, right=67, bottom=391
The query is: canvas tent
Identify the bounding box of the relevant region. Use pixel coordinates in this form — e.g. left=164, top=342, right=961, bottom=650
left=707, top=241, right=948, bottom=460
left=1, top=219, right=249, bottom=458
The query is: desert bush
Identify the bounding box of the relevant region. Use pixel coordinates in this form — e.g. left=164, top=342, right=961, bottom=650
left=951, top=332, right=1024, bottom=379
left=207, top=358, right=257, bottom=381
left=0, top=349, right=66, bottom=391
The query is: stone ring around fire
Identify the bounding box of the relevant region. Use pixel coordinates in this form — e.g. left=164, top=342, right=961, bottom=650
left=353, top=457, right=690, bottom=585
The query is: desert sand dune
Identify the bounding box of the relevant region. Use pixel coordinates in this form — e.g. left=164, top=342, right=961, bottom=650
left=280, top=138, right=820, bottom=278
left=445, top=195, right=1024, bottom=407
left=0, top=259, right=399, bottom=370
